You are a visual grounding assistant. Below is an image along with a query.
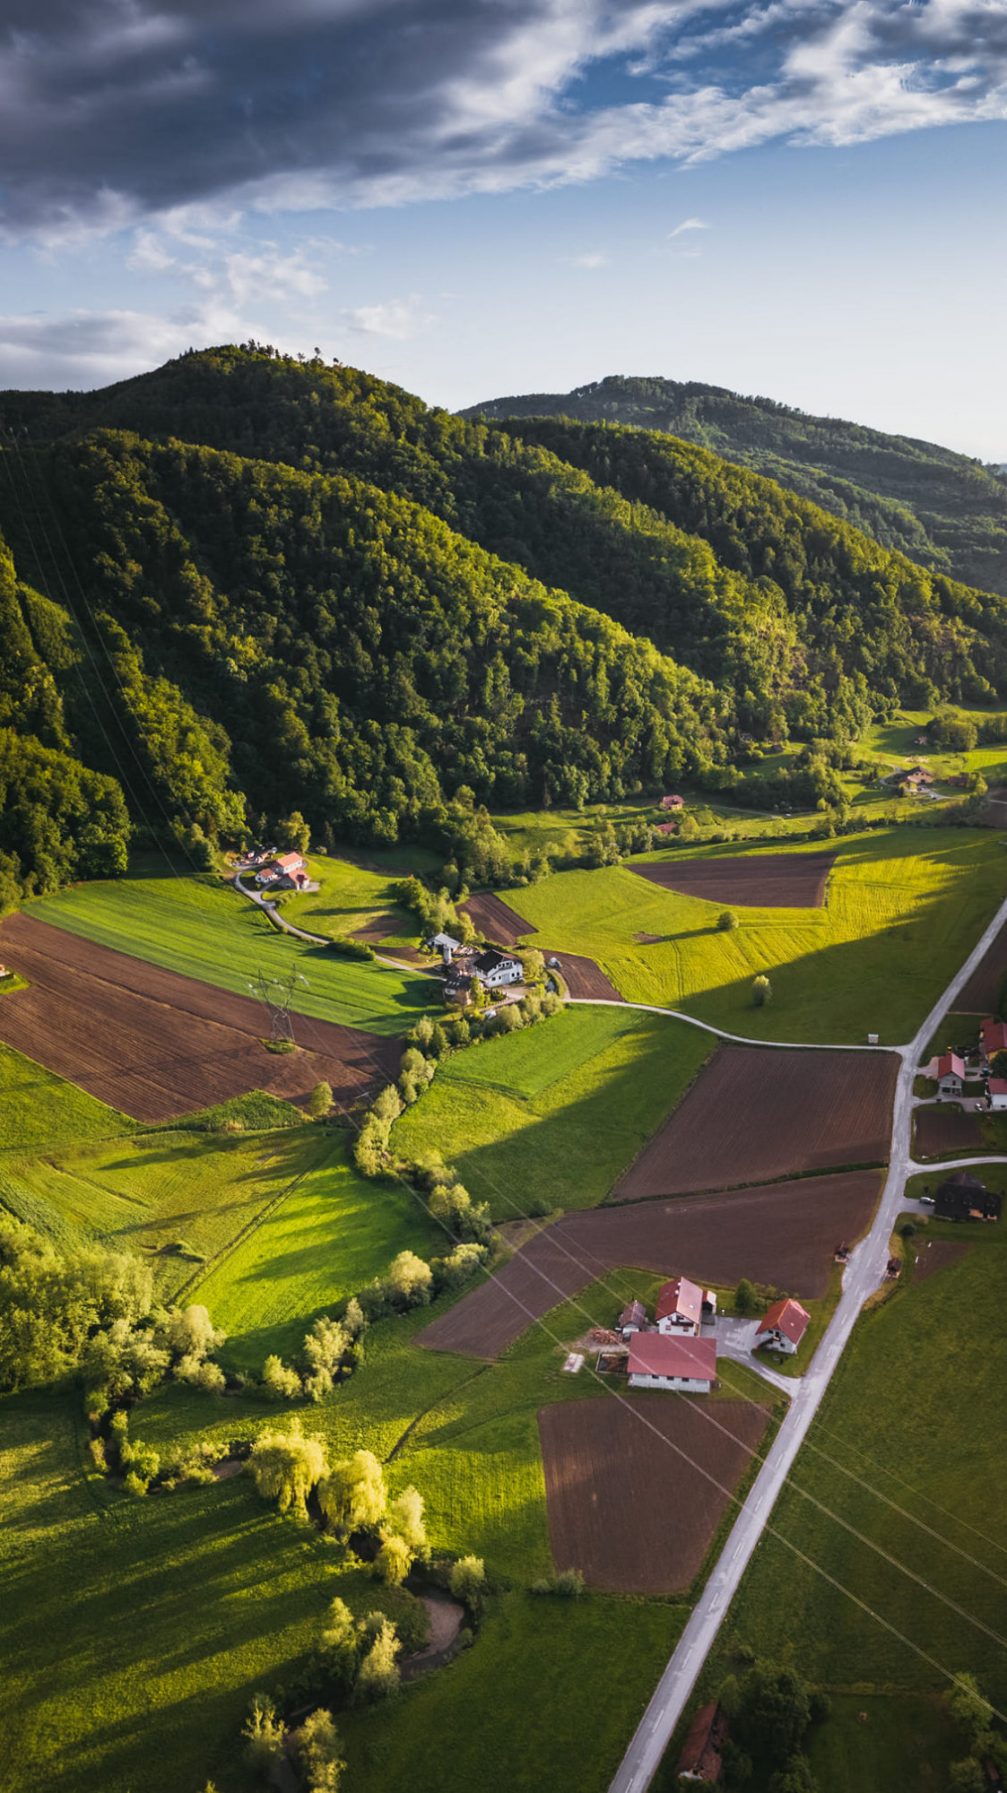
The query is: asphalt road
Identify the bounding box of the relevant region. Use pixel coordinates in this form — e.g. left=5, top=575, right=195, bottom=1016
left=608, top=886, right=1007, bottom=1793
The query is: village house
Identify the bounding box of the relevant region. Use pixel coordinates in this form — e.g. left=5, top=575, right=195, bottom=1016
left=988, top=1077, right=1007, bottom=1112
left=935, top=1051, right=965, bottom=1098
left=472, top=947, right=523, bottom=990
left=627, top=1334, right=717, bottom=1393
left=935, top=1171, right=1002, bottom=1222
left=659, top=793, right=685, bottom=812
left=677, top=1702, right=727, bottom=1784
left=754, top=1297, right=810, bottom=1356
left=655, top=1275, right=704, bottom=1335
left=618, top=1300, right=648, bottom=1338
left=255, top=851, right=308, bottom=890
left=980, top=1016, right=1007, bottom=1062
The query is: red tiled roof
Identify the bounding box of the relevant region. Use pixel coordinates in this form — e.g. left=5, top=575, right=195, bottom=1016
left=756, top=1297, right=810, bottom=1346
left=627, top=1334, right=717, bottom=1381
left=618, top=1300, right=647, bottom=1326
left=275, top=852, right=305, bottom=872
left=936, top=1052, right=965, bottom=1079
left=655, top=1275, right=703, bottom=1326
left=982, top=1018, right=1007, bottom=1053
left=677, top=1703, right=724, bottom=1780
left=660, top=793, right=685, bottom=809
left=988, top=1078, right=1007, bottom=1097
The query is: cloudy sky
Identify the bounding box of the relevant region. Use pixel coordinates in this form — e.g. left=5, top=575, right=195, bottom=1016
left=1, top=0, right=1005, bottom=454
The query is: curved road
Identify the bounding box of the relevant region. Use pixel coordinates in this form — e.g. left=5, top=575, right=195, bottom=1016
left=608, top=888, right=1007, bottom=1793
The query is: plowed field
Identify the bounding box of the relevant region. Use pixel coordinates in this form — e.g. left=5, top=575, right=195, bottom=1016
left=549, top=951, right=623, bottom=1001
left=0, top=914, right=399, bottom=1123
left=955, top=918, right=1007, bottom=1012
left=912, top=1105, right=984, bottom=1158
left=460, top=892, right=533, bottom=945
left=539, top=1398, right=769, bottom=1592
left=613, top=1044, right=897, bottom=1198
left=630, top=851, right=835, bottom=908
left=417, top=1169, right=881, bottom=1359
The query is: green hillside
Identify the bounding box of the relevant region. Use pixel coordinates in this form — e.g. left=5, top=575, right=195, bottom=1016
left=464, top=373, right=1007, bottom=595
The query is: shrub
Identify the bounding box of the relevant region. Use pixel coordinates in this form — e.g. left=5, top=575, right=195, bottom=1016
left=317, top=1448, right=386, bottom=1536
left=308, top=1080, right=334, bottom=1119
left=262, top=1354, right=303, bottom=1399
left=247, top=1420, right=328, bottom=1518
left=242, top=1693, right=285, bottom=1774
left=718, top=910, right=739, bottom=931
left=449, top=1554, right=486, bottom=1606
left=354, top=1617, right=401, bottom=1704
left=374, top=1531, right=414, bottom=1586
left=752, top=974, right=773, bottom=1007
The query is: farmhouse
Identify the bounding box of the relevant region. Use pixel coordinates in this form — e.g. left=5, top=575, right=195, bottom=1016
left=655, top=820, right=679, bottom=836
left=618, top=1299, right=647, bottom=1337
left=255, top=851, right=308, bottom=890
left=473, top=948, right=523, bottom=990
left=935, top=1171, right=1002, bottom=1222
left=656, top=1275, right=704, bottom=1334
left=627, top=1334, right=717, bottom=1393
left=677, top=1701, right=726, bottom=1784
left=935, top=1051, right=966, bottom=1098
left=988, top=1077, right=1007, bottom=1111
left=754, top=1297, right=810, bottom=1356
left=659, top=793, right=685, bottom=812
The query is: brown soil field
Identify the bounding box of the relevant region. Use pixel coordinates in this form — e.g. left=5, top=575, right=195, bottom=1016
left=539, top=1397, right=769, bottom=1592
left=912, top=1104, right=984, bottom=1158
left=613, top=1045, right=897, bottom=1199
left=913, top=1238, right=970, bottom=1283
left=0, top=913, right=399, bottom=1123
left=548, top=950, right=623, bottom=1002
left=955, top=918, right=1007, bottom=1013
left=630, top=851, right=835, bottom=908
left=416, top=1168, right=881, bottom=1359
left=460, top=891, right=533, bottom=946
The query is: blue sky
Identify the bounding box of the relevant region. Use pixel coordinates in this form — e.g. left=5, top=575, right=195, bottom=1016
left=1, top=1, right=1005, bottom=456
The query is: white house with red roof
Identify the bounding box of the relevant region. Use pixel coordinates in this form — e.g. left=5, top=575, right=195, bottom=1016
left=655, top=1275, right=704, bottom=1335
left=754, top=1297, right=810, bottom=1357
left=627, top=1334, right=717, bottom=1392
left=255, top=851, right=308, bottom=890
left=935, top=1051, right=965, bottom=1098
left=988, top=1077, right=1007, bottom=1112
left=980, top=1017, right=1007, bottom=1061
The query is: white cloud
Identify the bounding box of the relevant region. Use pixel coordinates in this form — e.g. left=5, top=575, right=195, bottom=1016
left=343, top=297, right=431, bottom=340
left=668, top=217, right=710, bottom=237
left=569, top=250, right=609, bottom=267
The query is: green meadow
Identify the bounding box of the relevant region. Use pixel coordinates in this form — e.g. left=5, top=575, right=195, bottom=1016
left=277, top=850, right=417, bottom=946
left=0, top=1041, right=136, bottom=1159
left=499, top=826, right=1007, bottom=1043
left=28, top=870, right=433, bottom=1035
left=392, top=1004, right=712, bottom=1217
left=700, top=1219, right=1007, bottom=1779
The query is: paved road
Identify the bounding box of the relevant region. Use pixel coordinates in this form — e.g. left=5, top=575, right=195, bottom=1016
left=608, top=885, right=1007, bottom=1793
left=568, top=994, right=896, bottom=1053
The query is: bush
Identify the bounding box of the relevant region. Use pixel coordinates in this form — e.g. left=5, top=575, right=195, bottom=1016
left=327, top=936, right=375, bottom=961
left=243, top=1693, right=286, bottom=1774
left=717, top=910, right=739, bottom=931
left=262, top=1353, right=303, bottom=1400
left=752, top=974, right=772, bottom=1007
left=449, top=1554, right=486, bottom=1606
left=735, top=1277, right=760, bottom=1316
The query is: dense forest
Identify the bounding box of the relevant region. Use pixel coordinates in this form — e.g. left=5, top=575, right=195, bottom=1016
left=464, top=374, right=1007, bottom=595
left=2, top=343, right=1007, bottom=895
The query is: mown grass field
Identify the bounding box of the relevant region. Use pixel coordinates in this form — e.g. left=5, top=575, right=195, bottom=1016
left=277, top=851, right=417, bottom=946
left=392, top=1005, right=712, bottom=1217
left=701, top=1218, right=1007, bottom=1781
left=499, top=827, right=1007, bottom=1042
left=0, top=1040, right=136, bottom=1158
left=28, top=870, right=433, bottom=1035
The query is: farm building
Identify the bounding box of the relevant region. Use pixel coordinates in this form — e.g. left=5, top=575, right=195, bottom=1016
left=659, top=794, right=685, bottom=812
left=255, top=851, right=308, bottom=889
left=627, top=1334, right=717, bottom=1393
left=618, top=1299, right=647, bottom=1337
left=754, top=1297, right=810, bottom=1356
left=677, top=1702, right=726, bottom=1784
left=444, top=967, right=475, bottom=1007
left=656, top=1275, right=704, bottom=1334
left=473, top=948, right=523, bottom=990
left=655, top=820, right=679, bottom=836
left=988, top=1077, right=1007, bottom=1111
left=935, top=1172, right=1002, bottom=1222
left=702, top=1288, right=717, bottom=1318
left=981, top=1017, right=1007, bottom=1059
left=935, top=1051, right=966, bottom=1097
left=428, top=931, right=461, bottom=964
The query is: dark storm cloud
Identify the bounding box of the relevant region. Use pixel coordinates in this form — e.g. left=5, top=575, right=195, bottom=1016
left=0, top=0, right=1004, bottom=235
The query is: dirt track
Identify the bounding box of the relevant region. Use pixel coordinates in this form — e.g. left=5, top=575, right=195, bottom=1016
left=539, top=1397, right=769, bottom=1593
left=416, top=1169, right=882, bottom=1359
left=613, top=1044, right=897, bottom=1199
left=912, top=1104, right=984, bottom=1159
left=0, top=913, right=399, bottom=1122
left=630, top=852, right=835, bottom=908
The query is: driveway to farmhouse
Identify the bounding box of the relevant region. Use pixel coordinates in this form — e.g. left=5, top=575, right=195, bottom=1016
left=605, top=889, right=1007, bottom=1793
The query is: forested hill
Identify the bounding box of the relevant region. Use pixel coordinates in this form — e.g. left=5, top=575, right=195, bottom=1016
left=3, top=343, right=1007, bottom=899
left=463, top=374, right=1007, bottom=596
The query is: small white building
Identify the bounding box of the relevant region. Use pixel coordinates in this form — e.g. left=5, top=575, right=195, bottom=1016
left=429, top=931, right=461, bottom=965
left=935, top=1051, right=965, bottom=1098
left=473, top=948, right=523, bottom=990
left=655, top=1275, right=703, bottom=1336
left=627, top=1334, right=717, bottom=1393
left=988, top=1076, right=1007, bottom=1112
left=754, top=1298, right=810, bottom=1357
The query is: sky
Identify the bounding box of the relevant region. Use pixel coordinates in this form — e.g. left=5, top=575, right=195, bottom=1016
left=1, top=0, right=1005, bottom=457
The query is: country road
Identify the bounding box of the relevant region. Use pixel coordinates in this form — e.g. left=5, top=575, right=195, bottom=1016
left=607, top=888, right=1007, bottom=1793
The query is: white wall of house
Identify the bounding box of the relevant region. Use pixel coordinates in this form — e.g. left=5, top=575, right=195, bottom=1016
left=938, top=1075, right=963, bottom=1097
left=757, top=1329, right=798, bottom=1355
left=628, top=1371, right=713, bottom=1392
left=989, top=1090, right=1007, bottom=1111
left=656, top=1315, right=699, bottom=1336
left=481, top=961, right=522, bottom=988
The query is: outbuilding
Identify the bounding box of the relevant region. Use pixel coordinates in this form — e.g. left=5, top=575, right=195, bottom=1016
left=627, top=1334, right=717, bottom=1393
left=618, top=1299, right=648, bottom=1337
left=754, top=1297, right=810, bottom=1356
left=981, top=1017, right=1007, bottom=1060
left=988, top=1077, right=1007, bottom=1112
left=677, top=1702, right=726, bottom=1784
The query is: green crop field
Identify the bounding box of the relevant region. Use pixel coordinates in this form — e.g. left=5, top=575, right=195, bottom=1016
left=276, top=851, right=417, bottom=945
left=496, top=827, right=1007, bottom=1043
left=0, top=1042, right=136, bottom=1159
left=392, top=1005, right=712, bottom=1217
left=700, top=1219, right=1007, bottom=1784
left=28, top=870, right=434, bottom=1035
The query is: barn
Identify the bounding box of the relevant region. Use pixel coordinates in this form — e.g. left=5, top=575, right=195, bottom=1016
left=627, top=1334, right=717, bottom=1393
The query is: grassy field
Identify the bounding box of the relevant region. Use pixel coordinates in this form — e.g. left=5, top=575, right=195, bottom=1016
left=496, top=827, right=1007, bottom=1043
left=392, top=1005, right=712, bottom=1217
left=701, top=1217, right=1007, bottom=1784
left=0, top=1041, right=136, bottom=1158
left=276, top=851, right=417, bottom=946
left=28, top=869, right=434, bottom=1035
